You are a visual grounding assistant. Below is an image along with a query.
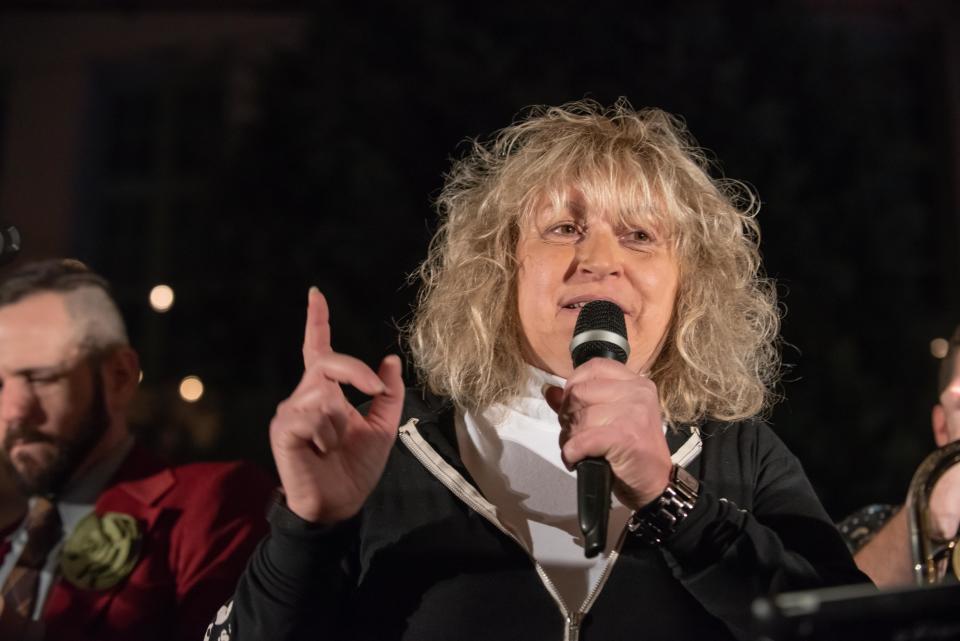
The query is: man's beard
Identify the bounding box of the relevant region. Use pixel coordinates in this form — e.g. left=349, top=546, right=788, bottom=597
left=0, top=370, right=109, bottom=497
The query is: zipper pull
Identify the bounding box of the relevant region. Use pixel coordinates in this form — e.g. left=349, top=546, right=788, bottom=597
left=565, top=612, right=582, bottom=641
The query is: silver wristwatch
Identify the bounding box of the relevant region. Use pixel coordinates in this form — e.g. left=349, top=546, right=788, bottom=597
left=627, top=463, right=700, bottom=545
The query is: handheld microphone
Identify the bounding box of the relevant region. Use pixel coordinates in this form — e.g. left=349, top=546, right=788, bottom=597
left=569, top=300, right=629, bottom=558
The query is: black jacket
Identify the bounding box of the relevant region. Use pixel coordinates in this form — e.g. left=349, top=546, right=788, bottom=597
left=211, top=390, right=867, bottom=641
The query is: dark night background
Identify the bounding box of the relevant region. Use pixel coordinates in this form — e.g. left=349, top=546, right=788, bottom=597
left=0, top=1, right=957, bottom=520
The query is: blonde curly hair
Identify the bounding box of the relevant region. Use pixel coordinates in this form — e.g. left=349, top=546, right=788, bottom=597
left=406, top=99, right=780, bottom=424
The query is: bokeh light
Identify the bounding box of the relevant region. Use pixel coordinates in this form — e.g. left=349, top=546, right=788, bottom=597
left=179, top=375, right=204, bottom=402
left=931, top=337, right=949, bottom=359
left=149, top=284, right=175, bottom=312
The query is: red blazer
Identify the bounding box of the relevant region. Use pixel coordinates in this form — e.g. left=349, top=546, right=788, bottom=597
left=28, top=447, right=275, bottom=641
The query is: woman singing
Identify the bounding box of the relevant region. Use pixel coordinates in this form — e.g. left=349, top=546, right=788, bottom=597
left=207, top=100, right=866, bottom=641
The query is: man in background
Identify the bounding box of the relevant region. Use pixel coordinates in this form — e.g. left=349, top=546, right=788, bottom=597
left=839, top=325, right=960, bottom=586
left=0, top=259, right=274, bottom=641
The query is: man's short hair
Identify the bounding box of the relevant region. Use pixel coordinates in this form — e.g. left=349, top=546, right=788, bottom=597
left=0, top=258, right=129, bottom=354
left=938, top=324, right=960, bottom=395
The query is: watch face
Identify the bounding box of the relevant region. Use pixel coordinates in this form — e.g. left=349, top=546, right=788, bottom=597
left=674, top=464, right=700, bottom=496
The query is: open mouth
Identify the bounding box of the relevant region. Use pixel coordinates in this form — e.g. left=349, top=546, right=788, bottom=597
left=561, top=297, right=624, bottom=312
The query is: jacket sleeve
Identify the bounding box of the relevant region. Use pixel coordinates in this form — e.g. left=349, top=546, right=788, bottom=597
left=656, top=422, right=871, bottom=640
left=202, top=499, right=358, bottom=641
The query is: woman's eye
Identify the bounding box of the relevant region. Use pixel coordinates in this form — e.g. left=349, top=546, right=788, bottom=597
left=542, top=222, right=582, bottom=242
left=551, top=223, right=580, bottom=235
left=622, top=229, right=652, bottom=244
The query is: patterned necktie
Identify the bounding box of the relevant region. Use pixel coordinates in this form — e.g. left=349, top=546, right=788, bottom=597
left=1, top=497, right=62, bottom=619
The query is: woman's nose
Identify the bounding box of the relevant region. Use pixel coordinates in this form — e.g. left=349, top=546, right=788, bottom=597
left=575, top=229, right=622, bottom=278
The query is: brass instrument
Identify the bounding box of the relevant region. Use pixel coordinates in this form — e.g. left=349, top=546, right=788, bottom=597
left=905, top=440, right=960, bottom=584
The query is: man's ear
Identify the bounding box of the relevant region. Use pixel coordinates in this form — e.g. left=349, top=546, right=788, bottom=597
left=932, top=403, right=948, bottom=448
left=100, top=346, right=140, bottom=410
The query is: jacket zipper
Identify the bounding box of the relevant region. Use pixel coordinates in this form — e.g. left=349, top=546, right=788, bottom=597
left=398, top=420, right=619, bottom=641
left=565, top=611, right=583, bottom=641
left=397, top=419, right=702, bottom=641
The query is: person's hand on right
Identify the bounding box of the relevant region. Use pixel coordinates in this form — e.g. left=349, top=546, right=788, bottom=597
left=269, top=288, right=405, bottom=524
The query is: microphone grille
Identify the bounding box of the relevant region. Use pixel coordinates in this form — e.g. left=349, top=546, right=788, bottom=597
left=573, top=300, right=626, bottom=337
left=570, top=300, right=629, bottom=366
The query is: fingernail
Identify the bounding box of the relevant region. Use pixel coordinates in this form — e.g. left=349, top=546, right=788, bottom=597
left=308, top=286, right=319, bottom=297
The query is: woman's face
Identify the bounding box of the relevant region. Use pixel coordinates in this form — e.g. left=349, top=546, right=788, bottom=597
left=515, top=188, right=680, bottom=379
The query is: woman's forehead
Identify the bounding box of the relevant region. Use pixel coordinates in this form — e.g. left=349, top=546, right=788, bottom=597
left=523, top=180, right=677, bottom=231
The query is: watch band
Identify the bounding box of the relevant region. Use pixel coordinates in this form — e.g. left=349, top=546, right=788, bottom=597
left=627, top=463, right=700, bottom=545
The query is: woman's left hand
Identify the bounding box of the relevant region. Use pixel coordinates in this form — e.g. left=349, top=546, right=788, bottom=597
left=544, top=358, right=673, bottom=511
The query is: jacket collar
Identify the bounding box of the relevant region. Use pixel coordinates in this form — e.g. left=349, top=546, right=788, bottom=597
left=402, top=389, right=701, bottom=475
left=42, top=445, right=176, bottom=630
left=401, top=390, right=474, bottom=480
left=103, top=445, right=175, bottom=508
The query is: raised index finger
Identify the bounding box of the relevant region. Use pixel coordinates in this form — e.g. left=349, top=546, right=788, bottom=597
left=303, top=287, right=332, bottom=369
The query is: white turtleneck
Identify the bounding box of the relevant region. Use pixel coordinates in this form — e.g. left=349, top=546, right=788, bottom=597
left=455, top=366, right=635, bottom=612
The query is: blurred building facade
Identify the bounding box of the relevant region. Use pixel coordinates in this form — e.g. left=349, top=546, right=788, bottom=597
left=0, top=4, right=958, bottom=514
left=0, top=12, right=308, bottom=463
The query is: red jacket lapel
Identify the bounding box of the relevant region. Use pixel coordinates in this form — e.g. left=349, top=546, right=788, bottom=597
left=42, top=446, right=177, bottom=634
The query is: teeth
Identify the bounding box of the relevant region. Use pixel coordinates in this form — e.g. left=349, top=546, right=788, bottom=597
left=565, top=302, right=589, bottom=309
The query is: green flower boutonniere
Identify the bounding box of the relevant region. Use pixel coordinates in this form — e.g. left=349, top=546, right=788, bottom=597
left=60, top=512, right=142, bottom=590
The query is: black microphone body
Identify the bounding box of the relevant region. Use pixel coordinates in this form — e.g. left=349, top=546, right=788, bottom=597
left=570, top=300, right=629, bottom=558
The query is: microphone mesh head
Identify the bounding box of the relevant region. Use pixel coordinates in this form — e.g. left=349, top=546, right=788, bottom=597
left=571, top=300, right=628, bottom=366
left=573, top=300, right=627, bottom=338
